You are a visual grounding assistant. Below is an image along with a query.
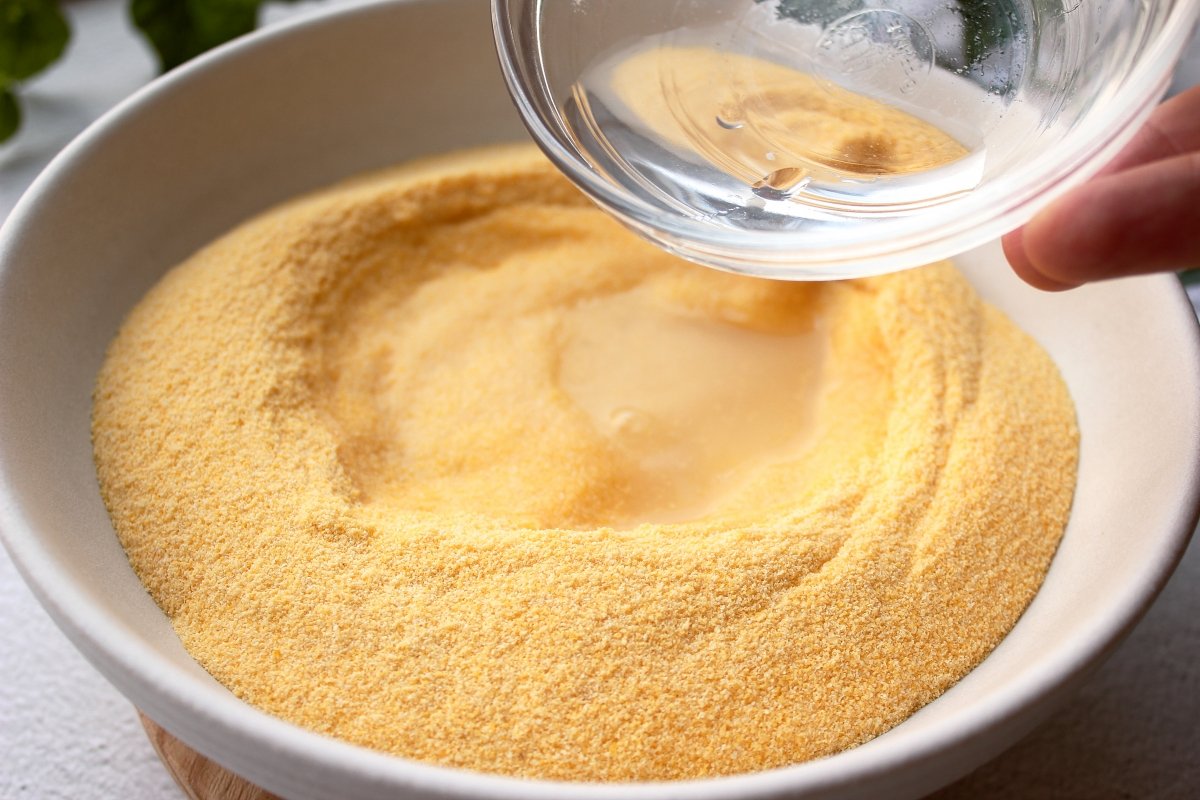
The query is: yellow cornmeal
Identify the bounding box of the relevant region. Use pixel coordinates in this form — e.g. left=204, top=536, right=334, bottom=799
left=92, top=144, right=1078, bottom=781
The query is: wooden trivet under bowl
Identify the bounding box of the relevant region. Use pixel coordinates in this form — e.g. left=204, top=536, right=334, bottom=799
left=139, top=713, right=277, bottom=800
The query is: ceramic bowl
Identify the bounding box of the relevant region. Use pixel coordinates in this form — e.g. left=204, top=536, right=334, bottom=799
left=1, top=1, right=1198, bottom=798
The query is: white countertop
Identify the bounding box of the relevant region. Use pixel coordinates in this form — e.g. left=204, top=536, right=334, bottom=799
left=2, top=2, right=1198, bottom=797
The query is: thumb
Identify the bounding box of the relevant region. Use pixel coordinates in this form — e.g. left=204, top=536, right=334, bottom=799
left=1003, top=151, right=1200, bottom=290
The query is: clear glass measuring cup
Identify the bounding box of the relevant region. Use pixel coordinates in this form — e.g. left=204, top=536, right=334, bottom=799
left=493, top=1, right=1200, bottom=279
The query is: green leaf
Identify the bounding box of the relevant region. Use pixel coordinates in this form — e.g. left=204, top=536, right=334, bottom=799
left=955, top=0, right=1011, bottom=67
left=0, top=86, right=20, bottom=143
left=762, top=1, right=860, bottom=27
left=0, top=0, right=72, bottom=85
left=131, top=0, right=263, bottom=73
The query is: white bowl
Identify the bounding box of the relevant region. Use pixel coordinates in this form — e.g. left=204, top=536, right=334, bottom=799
left=1, top=1, right=1198, bottom=798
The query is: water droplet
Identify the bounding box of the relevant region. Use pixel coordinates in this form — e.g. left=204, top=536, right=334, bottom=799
left=715, top=115, right=744, bottom=130
left=751, top=167, right=811, bottom=201
left=765, top=151, right=777, bottom=162
left=610, top=407, right=653, bottom=438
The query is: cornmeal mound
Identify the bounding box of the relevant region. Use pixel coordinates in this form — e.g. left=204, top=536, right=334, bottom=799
left=92, top=145, right=1078, bottom=781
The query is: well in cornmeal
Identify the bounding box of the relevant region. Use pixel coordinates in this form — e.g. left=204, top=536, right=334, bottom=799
left=92, top=144, right=1078, bottom=782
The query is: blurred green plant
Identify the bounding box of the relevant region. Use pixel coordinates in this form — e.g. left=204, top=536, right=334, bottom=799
left=0, top=0, right=71, bottom=141
left=0, top=0, right=313, bottom=144
left=766, top=1, right=1013, bottom=66
left=132, top=0, right=263, bottom=71
left=956, top=0, right=1010, bottom=67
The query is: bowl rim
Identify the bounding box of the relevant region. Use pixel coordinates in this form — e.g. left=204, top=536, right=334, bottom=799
left=2, top=0, right=1200, bottom=797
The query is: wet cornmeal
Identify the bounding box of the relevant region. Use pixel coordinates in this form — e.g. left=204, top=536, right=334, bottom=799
left=92, top=144, right=1078, bottom=781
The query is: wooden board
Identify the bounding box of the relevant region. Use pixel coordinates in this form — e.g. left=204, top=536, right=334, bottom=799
left=139, top=713, right=278, bottom=800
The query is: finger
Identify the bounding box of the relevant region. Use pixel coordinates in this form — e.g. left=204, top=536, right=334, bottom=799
left=1005, top=150, right=1200, bottom=287
left=1001, top=227, right=1082, bottom=291
left=1099, top=85, right=1200, bottom=176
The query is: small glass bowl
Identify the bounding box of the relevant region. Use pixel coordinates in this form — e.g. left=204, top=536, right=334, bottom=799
left=494, top=0, right=1200, bottom=279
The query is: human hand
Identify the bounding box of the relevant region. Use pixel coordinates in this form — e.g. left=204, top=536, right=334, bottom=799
left=1003, top=85, right=1200, bottom=290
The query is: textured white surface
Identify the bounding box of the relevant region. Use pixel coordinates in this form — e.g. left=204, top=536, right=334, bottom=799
left=0, top=8, right=178, bottom=800
left=0, top=2, right=1197, bottom=798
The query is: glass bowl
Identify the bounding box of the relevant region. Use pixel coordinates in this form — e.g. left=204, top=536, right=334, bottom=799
left=494, top=0, right=1200, bottom=279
